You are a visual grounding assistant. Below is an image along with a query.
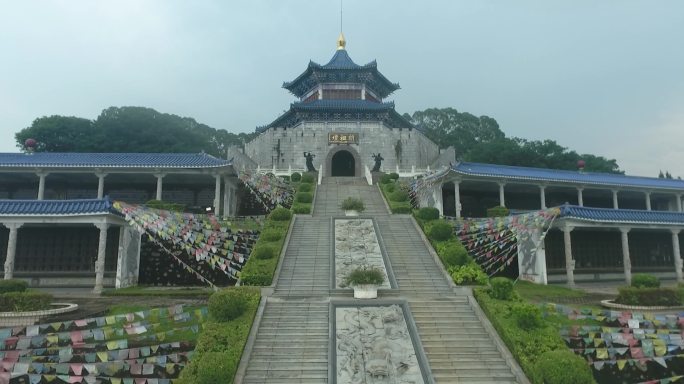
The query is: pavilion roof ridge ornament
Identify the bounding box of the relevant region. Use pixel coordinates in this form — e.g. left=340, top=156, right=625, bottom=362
left=337, top=32, right=346, bottom=50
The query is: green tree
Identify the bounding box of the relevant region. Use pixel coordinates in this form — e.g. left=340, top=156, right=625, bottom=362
left=410, top=107, right=504, bottom=157
left=15, top=116, right=98, bottom=152
left=15, top=106, right=257, bottom=157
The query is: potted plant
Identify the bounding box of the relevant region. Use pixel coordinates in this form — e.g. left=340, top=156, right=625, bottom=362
left=345, top=266, right=385, bottom=299
left=340, top=197, right=365, bottom=216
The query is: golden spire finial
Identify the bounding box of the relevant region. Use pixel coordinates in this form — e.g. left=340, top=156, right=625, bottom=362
left=337, top=32, right=346, bottom=50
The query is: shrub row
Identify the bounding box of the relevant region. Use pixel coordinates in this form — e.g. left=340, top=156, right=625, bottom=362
left=378, top=181, right=412, bottom=214
left=473, top=288, right=595, bottom=383
left=145, top=200, right=186, bottom=212
left=0, top=291, right=52, bottom=312
left=0, top=279, right=28, bottom=294
left=616, top=286, right=680, bottom=306
left=239, top=208, right=291, bottom=286
left=177, top=287, right=260, bottom=384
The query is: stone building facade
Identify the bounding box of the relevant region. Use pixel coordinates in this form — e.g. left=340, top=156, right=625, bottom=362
left=244, top=34, right=441, bottom=176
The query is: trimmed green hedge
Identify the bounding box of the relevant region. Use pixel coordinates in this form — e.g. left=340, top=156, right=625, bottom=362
left=0, top=291, right=52, bottom=312
left=427, top=221, right=454, bottom=241
left=487, top=206, right=509, bottom=217
left=145, top=200, right=186, bottom=212
left=240, top=219, right=290, bottom=286
left=290, top=172, right=302, bottom=182
left=177, top=287, right=260, bottom=384
left=490, top=277, right=515, bottom=300
left=300, top=173, right=315, bottom=183
left=0, top=279, right=28, bottom=294
left=631, top=273, right=660, bottom=288
left=473, top=288, right=589, bottom=383
left=535, top=349, right=595, bottom=384
left=269, top=207, right=292, bottom=221
left=616, top=286, right=680, bottom=306
left=298, top=183, right=312, bottom=192
left=388, top=190, right=408, bottom=202
left=415, top=207, right=440, bottom=221
left=295, top=192, right=312, bottom=203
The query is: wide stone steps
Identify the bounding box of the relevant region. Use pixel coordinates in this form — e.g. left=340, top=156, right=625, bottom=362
left=274, top=217, right=331, bottom=295
left=410, top=299, right=518, bottom=383
left=243, top=300, right=329, bottom=384
left=313, top=178, right=389, bottom=217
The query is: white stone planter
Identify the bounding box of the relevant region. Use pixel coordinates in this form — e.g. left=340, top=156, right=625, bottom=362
left=0, top=303, right=79, bottom=327
left=353, top=285, right=378, bottom=299
left=344, top=210, right=360, bottom=216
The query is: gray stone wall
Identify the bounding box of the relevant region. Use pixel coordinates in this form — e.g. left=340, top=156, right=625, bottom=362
left=244, top=121, right=440, bottom=172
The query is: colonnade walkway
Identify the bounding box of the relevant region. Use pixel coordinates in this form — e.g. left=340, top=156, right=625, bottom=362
left=237, top=177, right=526, bottom=383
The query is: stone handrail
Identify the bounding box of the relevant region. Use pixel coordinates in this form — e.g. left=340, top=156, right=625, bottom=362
left=318, top=163, right=323, bottom=185
left=364, top=165, right=373, bottom=185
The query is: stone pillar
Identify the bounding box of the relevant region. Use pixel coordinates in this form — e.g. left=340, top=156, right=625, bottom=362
left=155, top=174, right=165, bottom=201
left=3, top=223, right=22, bottom=280
left=37, top=172, right=48, bottom=200
left=672, top=229, right=683, bottom=283
left=562, top=226, right=575, bottom=286
left=620, top=227, right=632, bottom=285
left=677, top=194, right=683, bottom=212
left=454, top=181, right=462, bottom=218
left=96, top=173, right=107, bottom=199
left=433, top=183, right=444, bottom=216
left=612, top=190, right=619, bottom=209
left=645, top=192, right=652, bottom=211
left=93, top=223, right=109, bottom=294
left=577, top=188, right=584, bottom=207
left=213, top=174, right=222, bottom=217
left=539, top=186, right=547, bottom=209
left=498, top=182, right=506, bottom=207
left=223, top=179, right=231, bottom=219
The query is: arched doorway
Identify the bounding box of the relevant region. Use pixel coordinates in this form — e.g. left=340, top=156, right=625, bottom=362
left=331, top=150, right=356, bottom=176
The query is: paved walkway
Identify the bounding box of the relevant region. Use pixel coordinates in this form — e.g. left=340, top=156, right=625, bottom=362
left=240, top=177, right=524, bottom=383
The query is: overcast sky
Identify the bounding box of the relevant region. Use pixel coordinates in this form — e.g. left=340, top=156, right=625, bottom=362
left=1, top=1, right=682, bottom=177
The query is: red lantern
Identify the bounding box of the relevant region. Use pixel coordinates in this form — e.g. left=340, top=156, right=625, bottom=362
left=24, top=138, right=37, bottom=148
left=577, top=160, right=586, bottom=170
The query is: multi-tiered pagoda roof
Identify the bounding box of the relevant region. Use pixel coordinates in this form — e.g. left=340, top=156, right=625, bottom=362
left=257, top=34, right=414, bottom=132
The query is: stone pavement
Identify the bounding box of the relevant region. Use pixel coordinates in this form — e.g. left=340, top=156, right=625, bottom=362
left=239, top=177, right=526, bottom=383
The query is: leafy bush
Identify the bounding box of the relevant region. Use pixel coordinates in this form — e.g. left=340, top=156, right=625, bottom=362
left=389, top=172, right=399, bottom=180
left=616, top=286, right=680, bottom=306
left=380, top=174, right=393, bottom=184
left=428, top=221, right=454, bottom=241
left=177, top=287, right=259, bottom=384
left=260, top=228, right=283, bottom=242
left=346, top=267, right=384, bottom=286
left=208, top=289, right=249, bottom=322
left=298, top=183, right=312, bottom=192
left=269, top=206, right=292, bottom=221
left=631, top=273, right=660, bottom=288
left=490, top=277, right=515, bottom=300
left=440, top=243, right=470, bottom=267
left=301, top=173, right=315, bottom=183
left=415, top=207, right=440, bottom=221
left=388, top=190, right=408, bottom=202
left=340, top=197, right=365, bottom=212
left=384, top=183, right=396, bottom=193
left=295, top=192, right=312, bottom=203
left=0, top=291, right=52, bottom=311
left=0, top=279, right=28, bottom=294
left=448, top=263, right=488, bottom=285
left=487, top=206, right=509, bottom=217
left=512, top=303, right=543, bottom=330
left=252, top=244, right=278, bottom=260
left=292, top=204, right=311, bottom=214
left=535, top=349, right=595, bottom=384
left=290, top=172, right=302, bottom=182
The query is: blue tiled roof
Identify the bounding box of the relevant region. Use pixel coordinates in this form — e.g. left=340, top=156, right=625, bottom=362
left=293, top=99, right=395, bottom=111
left=0, top=198, right=114, bottom=216
left=0, top=152, right=232, bottom=169
left=318, top=49, right=365, bottom=69
left=559, top=205, right=684, bottom=225
left=453, top=162, right=684, bottom=191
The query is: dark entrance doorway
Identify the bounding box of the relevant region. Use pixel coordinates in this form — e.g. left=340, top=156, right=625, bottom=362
left=331, top=150, right=355, bottom=176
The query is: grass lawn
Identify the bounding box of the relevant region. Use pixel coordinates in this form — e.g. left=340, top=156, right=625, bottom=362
left=515, top=280, right=586, bottom=302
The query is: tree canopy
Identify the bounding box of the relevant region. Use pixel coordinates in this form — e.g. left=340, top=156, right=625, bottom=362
left=409, top=108, right=622, bottom=174
left=15, top=106, right=257, bottom=158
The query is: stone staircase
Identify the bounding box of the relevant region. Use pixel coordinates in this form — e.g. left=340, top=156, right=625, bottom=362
left=274, top=216, right=331, bottom=296
left=239, top=176, right=525, bottom=384
left=242, top=299, right=329, bottom=384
